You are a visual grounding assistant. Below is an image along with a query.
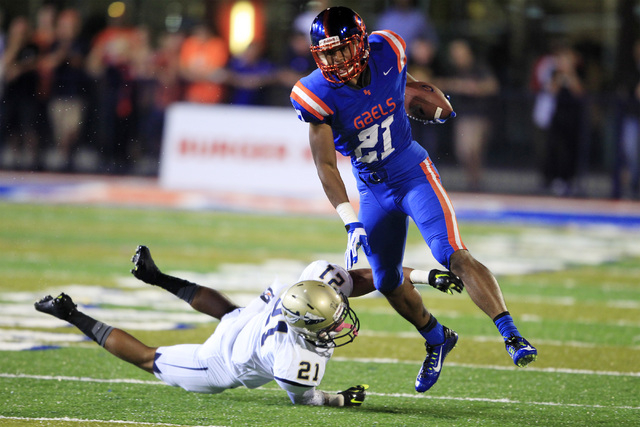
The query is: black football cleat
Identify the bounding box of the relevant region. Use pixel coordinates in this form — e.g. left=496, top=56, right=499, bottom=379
left=34, top=293, right=77, bottom=320
left=130, top=245, right=160, bottom=284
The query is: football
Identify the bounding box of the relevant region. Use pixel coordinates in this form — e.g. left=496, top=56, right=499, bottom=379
left=404, top=81, right=453, bottom=123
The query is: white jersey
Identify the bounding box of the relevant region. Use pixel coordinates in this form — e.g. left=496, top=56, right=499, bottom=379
left=206, top=280, right=333, bottom=388
left=154, top=280, right=333, bottom=394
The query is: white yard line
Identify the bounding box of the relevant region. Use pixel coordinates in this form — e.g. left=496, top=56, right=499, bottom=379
left=2, top=355, right=639, bottom=382
left=356, top=331, right=640, bottom=350
left=0, top=416, right=222, bottom=427
left=330, top=357, right=640, bottom=377
left=365, top=392, right=640, bottom=410
left=0, top=372, right=166, bottom=384
left=1, top=369, right=638, bottom=414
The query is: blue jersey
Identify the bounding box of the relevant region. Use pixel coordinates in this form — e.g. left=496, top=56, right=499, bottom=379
left=291, top=30, right=420, bottom=172
left=291, top=30, right=465, bottom=292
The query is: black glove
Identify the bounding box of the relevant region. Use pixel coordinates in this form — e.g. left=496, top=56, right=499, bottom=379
left=428, top=269, right=464, bottom=294
left=338, top=384, right=368, bottom=406
left=130, top=245, right=161, bottom=284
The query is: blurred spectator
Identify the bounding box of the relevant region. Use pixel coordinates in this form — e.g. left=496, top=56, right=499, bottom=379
left=375, top=0, right=439, bottom=52
left=127, top=25, right=157, bottom=173
left=129, top=25, right=154, bottom=79
left=613, top=39, right=640, bottom=199
left=31, top=3, right=60, bottom=162
left=0, top=9, right=5, bottom=50
left=1, top=16, right=41, bottom=170
left=86, top=11, right=139, bottom=173
left=151, top=31, right=185, bottom=107
left=32, top=4, right=57, bottom=52
left=292, top=0, right=328, bottom=35
left=407, top=36, right=439, bottom=82
left=33, top=4, right=57, bottom=110
left=179, top=23, right=228, bottom=104
left=226, top=40, right=276, bottom=106
left=276, top=30, right=316, bottom=90
left=436, top=39, right=499, bottom=192
left=530, top=43, right=558, bottom=178
left=269, top=28, right=316, bottom=106
left=40, top=9, right=90, bottom=171
left=273, top=2, right=325, bottom=105
left=541, top=44, right=586, bottom=196
left=407, top=36, right=441, bottom=154
left=133, top=30, right=185, bottom=173
left=0, top=9, right=7, bottom=101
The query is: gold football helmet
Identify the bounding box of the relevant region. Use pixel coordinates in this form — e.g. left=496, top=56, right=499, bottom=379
left=281, top=280, right=360, bottom=348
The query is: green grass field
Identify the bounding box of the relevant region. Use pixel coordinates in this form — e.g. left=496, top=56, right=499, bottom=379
left=1, top=202, right=638, bottom=426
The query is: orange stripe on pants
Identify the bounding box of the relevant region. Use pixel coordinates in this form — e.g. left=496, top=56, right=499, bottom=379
left=420, top=159, right=467, bottom=251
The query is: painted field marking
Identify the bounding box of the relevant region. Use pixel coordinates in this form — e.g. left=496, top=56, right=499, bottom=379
left=0, top=415, right=222, bottom=427
left=365, top=391, right=640, bottom=410
left=357, top=331, right=640, bottom=350
left=331, top=357, right=640, bottom=377
left=1, top=372, right=638, bottom=412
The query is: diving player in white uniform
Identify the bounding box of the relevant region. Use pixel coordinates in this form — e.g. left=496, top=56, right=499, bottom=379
left=35, top=245, right=462, bottom=405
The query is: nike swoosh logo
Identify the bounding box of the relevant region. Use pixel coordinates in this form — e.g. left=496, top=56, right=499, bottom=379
left=520, top=345, right=535, bottom=352
left=432, top=351, right=442, bottom=372
left=383, top=67, right=393, bottom=75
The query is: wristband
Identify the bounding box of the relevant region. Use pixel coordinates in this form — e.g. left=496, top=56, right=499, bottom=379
left=336, top=202, right=358, bottom=225
left=409, top=269, right=430, bottom=284
left=323, top=392, right=345, bottom=407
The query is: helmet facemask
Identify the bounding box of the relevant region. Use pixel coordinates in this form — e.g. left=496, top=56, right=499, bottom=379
left=311, top=34, right=369, bottom=84
left=282, top=280, right=360, bottom=348
left=309, top=6, right=370, bottom=84
left=309, top=296, right=360, bottom=348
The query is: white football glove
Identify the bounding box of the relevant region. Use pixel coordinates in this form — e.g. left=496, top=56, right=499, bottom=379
left=345, top=222, right=371, bottom=270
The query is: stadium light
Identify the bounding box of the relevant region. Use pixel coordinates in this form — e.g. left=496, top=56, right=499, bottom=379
left=229, top=1, right=255, bottom=56
left=107, top=1, right=126, bottom=19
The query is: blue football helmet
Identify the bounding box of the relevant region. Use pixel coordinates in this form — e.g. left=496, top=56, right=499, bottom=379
left=309, top=7, right=370, bottom=84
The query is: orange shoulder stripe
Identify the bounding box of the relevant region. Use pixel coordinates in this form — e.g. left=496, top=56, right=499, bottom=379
left=291, top=81, right=333, bottom=121
left=373, top=30, right=407, bottom=73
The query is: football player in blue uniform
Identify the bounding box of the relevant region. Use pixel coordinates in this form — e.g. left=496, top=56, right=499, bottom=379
left=290, top=6, right=537, bottom=393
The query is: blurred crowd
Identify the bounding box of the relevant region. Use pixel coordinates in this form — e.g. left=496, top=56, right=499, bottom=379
left=0, top=3, right=320, bottom=175
left=0, top=0, right=638, bottom=200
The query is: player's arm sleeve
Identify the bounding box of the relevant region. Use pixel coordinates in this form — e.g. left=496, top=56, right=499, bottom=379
left=275, top=379, right=344, bottom=406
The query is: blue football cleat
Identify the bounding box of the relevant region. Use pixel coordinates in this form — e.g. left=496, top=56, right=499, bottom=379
left=415, top=326, right=458, bottom=393
left=505, top=335, right=538, bottom=367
